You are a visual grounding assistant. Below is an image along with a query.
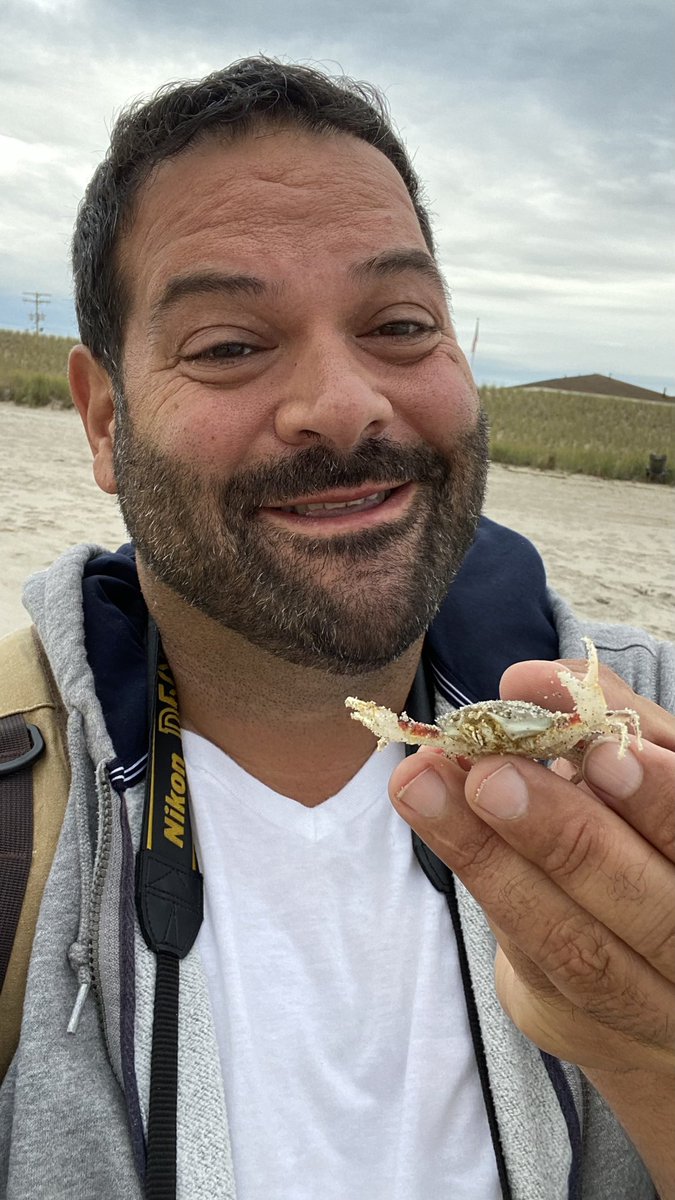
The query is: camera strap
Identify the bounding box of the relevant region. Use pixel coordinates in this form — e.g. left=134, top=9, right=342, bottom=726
left=135, top=620, right=204, bottom=1199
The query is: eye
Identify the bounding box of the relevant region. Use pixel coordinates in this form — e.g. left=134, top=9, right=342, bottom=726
left=185, top=341, right=257, bottom=362
left=369, top=320, right=440, bottom=339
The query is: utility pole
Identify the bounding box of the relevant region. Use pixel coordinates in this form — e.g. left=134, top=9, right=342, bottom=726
left=22, top=291, right=51, bottom=335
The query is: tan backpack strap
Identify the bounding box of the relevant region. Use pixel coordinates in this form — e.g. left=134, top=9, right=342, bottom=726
left=0, top=626, right=70, bottom=1081
left=0, top=714, right=43, bottom=990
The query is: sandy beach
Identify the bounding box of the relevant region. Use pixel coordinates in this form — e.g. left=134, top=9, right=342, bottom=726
left=1, top=403, right=673, bottom=642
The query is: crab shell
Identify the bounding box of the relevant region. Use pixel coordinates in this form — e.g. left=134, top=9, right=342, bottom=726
left=346, top=638, right=642, bottom=766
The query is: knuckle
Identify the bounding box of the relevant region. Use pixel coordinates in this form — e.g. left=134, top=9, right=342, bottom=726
left=450, top=827, right=504, bottom=876
left=543, top=813, right=603, bottom=884
left=535, top=918, right=670, bottom=1046
left=537, top=913, right=614, bottom=988
left=498, top=870, right=544, bottom=932
left=585, top=980, right=670, bottom=1049
left=607, top=857, right=649, bottom=902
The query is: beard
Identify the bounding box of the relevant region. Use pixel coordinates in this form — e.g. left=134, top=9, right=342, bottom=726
left=113, top=400, right=489, bottom=674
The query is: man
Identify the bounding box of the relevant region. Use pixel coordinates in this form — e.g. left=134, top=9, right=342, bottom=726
left=0, top=57, right=673, bottom=1200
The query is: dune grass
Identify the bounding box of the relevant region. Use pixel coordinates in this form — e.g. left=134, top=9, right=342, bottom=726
left=1, top=368, right=72, bottom=408
left=0, top=329, right=76, bottom=375
left=480, top=386, right=674, bottom=484
left=0, top=330, right=77, bottom=409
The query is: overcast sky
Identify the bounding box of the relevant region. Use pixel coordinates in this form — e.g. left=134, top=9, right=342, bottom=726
left=2, top=0, right=673, bottom=391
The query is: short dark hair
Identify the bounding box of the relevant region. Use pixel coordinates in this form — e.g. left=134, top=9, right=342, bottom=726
left=72, top=57, right=435, bottom=379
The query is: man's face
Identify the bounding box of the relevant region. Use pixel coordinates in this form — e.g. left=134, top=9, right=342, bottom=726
left=112, top=127, right=488, bottom=673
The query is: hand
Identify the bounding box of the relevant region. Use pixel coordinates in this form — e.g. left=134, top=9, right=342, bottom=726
left=388, top=656, right=675, bottom=1076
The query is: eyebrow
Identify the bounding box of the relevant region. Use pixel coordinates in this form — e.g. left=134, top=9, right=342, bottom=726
left=149, top=270, right=278, bottom=331
left=348, top=248, right=449, bottom=299
left=149, top=247, right=448, bottom=331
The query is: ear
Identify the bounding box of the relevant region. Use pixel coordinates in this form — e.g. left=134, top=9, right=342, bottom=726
left=68, top=344, right=118, bottom=495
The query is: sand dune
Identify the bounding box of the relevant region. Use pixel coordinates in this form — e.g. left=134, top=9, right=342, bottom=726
left=2, top=403, right=673, bottom=642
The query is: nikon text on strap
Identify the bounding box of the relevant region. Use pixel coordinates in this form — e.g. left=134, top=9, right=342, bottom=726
left=135, top=621, right=203, bottom=1200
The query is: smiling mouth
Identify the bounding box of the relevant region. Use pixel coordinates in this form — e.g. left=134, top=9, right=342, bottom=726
left=258, top=482, right=413, bottom=529
left=277, top=488, right=394, bottom=517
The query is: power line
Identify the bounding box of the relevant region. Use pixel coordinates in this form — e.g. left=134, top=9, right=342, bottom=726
left=22, top=291, right=51, bottom=335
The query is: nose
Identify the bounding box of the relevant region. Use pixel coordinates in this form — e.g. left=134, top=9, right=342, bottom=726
left=274, top=335, right=395, bottom=450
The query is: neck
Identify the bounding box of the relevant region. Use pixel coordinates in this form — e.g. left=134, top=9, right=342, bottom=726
left=141, top=569, right=422, bottom=806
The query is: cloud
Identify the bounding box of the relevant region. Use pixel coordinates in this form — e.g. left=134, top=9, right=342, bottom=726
left=1, top=0, right=672, bottom=390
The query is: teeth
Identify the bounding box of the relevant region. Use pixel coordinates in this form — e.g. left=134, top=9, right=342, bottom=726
left=282, top=490, right=391, bottom=515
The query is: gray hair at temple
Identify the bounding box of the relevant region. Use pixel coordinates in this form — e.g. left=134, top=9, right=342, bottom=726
left=71, top=57, right=436, bottom=384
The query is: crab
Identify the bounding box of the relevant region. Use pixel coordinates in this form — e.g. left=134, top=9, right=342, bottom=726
left=345, top=638, right=642, bottom=767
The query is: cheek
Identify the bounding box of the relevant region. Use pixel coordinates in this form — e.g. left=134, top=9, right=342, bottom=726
left=128, top=374, right=271, bottom=474
left=176, top=401, right=266, bottom=475
left=400, top=358, right=481, bottom=448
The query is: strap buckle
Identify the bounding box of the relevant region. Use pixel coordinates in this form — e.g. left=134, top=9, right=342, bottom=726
left=0, top=723, right=45, bottom=778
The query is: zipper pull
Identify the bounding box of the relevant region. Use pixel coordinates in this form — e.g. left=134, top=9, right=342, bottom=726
left=67, top=978, right=90, bottom=1034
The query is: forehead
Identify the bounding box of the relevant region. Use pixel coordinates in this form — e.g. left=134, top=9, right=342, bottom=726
left=120, top=128, right=429, bottom=308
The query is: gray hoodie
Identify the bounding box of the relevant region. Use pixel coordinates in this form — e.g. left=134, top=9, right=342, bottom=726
left=1, top=542, right=672, bottom=1200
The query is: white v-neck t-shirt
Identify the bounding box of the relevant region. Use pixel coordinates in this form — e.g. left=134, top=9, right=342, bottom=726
left=183, top=731, right=501, bottom=1200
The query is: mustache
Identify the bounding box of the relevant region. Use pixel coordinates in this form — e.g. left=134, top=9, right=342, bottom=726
left=218, top=438, right=452, bottom=513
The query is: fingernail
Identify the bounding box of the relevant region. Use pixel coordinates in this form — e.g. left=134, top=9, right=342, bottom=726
left=473, top=763, right=529, bottom=820
left=583, top=739, right=643, bottom=799
left=397, top=767, right=448, bottom=817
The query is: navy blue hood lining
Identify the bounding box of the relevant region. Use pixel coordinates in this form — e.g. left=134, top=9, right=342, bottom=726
left=82, top=517, right=559, bottom=781
left=82, top=544, right=149, bottom=785
left=426, top=516, right=559, bottom=702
